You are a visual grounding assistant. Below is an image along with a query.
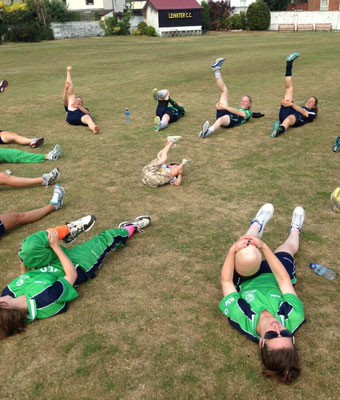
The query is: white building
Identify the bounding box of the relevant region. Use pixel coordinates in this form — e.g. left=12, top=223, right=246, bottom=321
left=67, top=0, right=125, bottom=13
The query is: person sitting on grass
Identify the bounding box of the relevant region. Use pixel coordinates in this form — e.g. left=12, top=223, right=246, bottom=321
left=0, top=185, right=65, bottom=238
left=270, top=53, right=318, bottom=138
left=0, top=167, right=60, bottom=188
left=152, top=88, right=185, bottom=132
left=0, top=215, right=150, bottom=338
left=63, top=66, right=99, bottom=135
left=199, top=58, right=253, bottom=138
left=220, top=203, right=306, bottom=384
left=142, top=136, right=190, bottom=188
left=0, top=130, right=44, bottom=148
left=0, top=144, right=61, bottom=164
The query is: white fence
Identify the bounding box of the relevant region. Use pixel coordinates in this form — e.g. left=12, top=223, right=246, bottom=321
left=269, top=11, right=340, bottom=31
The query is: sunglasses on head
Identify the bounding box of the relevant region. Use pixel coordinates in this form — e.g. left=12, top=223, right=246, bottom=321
left=262, top=329, right=295, bottom=348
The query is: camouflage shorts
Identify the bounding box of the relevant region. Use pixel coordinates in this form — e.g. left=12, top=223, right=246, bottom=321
left=142, top=159, right=171, bottom=187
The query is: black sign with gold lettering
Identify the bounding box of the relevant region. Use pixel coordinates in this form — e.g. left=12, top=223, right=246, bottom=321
left=158, top=9, right=202, bottom=27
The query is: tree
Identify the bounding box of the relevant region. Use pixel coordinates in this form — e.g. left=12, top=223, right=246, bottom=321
left=263, top=0, right=290, bottom=11
left=208, top=0, right=234, bottom=30
left=246, top=1, right=270, bottom=31
left=201, top=1, right=210, bottom=31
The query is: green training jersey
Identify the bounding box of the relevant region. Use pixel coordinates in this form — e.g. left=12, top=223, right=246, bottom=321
left=3, top=267, right=78, bottom=322
left=219, top=273, right=305, bottom=342
left=235, top=107, right=252, bottom=124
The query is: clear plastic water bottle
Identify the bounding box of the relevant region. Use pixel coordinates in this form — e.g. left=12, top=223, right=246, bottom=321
left=310, top=263, right=336, bottom=281
left=125, top=108, right=131, bottom=123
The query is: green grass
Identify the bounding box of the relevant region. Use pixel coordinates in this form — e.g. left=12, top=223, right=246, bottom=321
left=0, top=31, right=340, bottom=399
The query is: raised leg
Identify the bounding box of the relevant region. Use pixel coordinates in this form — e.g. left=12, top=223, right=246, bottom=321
left=274, top=230, right=299, bottom=257
left=157, top=141, right=174, bottom=164
left=66, top=66, right=76, bottom=108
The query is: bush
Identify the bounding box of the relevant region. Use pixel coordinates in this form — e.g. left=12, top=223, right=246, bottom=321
left=217, top=16, right=231, bottom=30
left=263, top=0, right=290, bottom=11
left=231, top=14, right=243, bottom=29
left=100, top=12, right=131, bottom=36
left=145, top=25, right=156, bottom=36
left=201, top=1, right=210, bottom=31
left=132, top=28, right=141, bottom=35
left=46, top=0, right=73, bottom=22
left=137, top=21, right=148, bottom=35
left=246, top=0, right=270, bottom=30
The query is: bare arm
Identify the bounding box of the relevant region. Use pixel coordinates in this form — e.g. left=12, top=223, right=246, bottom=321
left=221, top=105, right=247, bottom=118
left=221, top=239, right=248, bottom=296
left=173, top=173, right=182, bottom=186
left=240, top=236, right=297, bottom=296
left=291, top=103, right=309, bottom=118
left=47, top=230, right=77, bottom=286
left=77, top=105, right=90, bottom=115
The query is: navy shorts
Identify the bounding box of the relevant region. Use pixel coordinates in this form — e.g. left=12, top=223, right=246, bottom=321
left=279, top=106, right=304, bottom=127
left=0, top=220, right=6, bottom=236
left=64, top=105, right=88, bottom=126
left=233, top=252, right=296, bottom=288
left=216, top=110, right=242, bottom=128
left=156, top=101, right=181, bottom=123
left=0, top=131, right=3, bottom=144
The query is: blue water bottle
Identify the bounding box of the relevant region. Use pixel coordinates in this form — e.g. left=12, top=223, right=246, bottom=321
left=310, top=263, right=336, bottom=281
left=125, top=108, right=131, bottom=123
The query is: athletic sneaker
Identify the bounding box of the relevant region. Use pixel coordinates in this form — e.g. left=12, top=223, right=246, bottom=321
left=250, top=203, right=274, bottom=238
left=63, top=215, right=96, bottom=244
left=47, top=144, right=62, bottom=161
left=332, top=135, right=340, bottom=152
left=181, top=158, right=191, bottom=166
left=118, top=215, right=151, bottom=234
left=30, top=137, right=44, bottom=148
left=152, top=88, right=159, bottom=101
left=270, top=121, right=280, bottom=138
left=211, top=58, right=225, bottom=71
left=42, top=167, right=60, bottom=186
left=199, top=121, right=210, bottom=138
left=286, top=52, right=300, bottom=62
left=50, top=184, right=65, bottom=210
left=154, top=116, right=161, bottom=132
left=0, top=80, right=8, bottom=93
left=290, top=206, right=305, bottom=233
left=167, top=136, right=182, bottom=144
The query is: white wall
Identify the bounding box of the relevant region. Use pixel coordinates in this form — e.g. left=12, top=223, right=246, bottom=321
left=269, top=11, right=340, bottom=30
left=144, top=5, right=159, bottom=30
left=51, top=21, right=105, bottom=39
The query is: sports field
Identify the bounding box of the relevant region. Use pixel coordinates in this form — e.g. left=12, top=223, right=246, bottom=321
left=1, top=31, right=340, bottom=399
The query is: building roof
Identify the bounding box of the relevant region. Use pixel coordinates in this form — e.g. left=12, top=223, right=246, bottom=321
left=147, top=0, right=202, bottom=10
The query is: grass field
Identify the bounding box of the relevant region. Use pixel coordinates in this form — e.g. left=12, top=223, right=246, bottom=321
left=1, top=31, right=340, bottom=400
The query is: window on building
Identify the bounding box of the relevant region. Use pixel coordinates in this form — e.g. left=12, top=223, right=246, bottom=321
left=86, top=0, right=94, bottom=5
left=320, top=0, right=329, bottom=10
left=240, top=0, right=246, bottom=6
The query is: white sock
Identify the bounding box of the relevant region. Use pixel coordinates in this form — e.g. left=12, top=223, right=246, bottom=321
left=214, top=70, right=221, bottom=78
left=158, top=90, right=167, bottom=99
left=208, top=126, right=215, bottom=134
left=160, top=121, right=168, bottom=129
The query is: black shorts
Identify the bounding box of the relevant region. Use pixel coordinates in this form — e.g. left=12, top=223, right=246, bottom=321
left=0, top=220, right=6, bottom=236
left=216, top=110, right=243, bottom=128
left=233, top=252, right=296, bottom=288
left=64, top=105, right=88, bottom=126
left=156, top=101, right=182, bottom=123
left=0, top=131, right=3, bottom=144
left=279, top=106, right=304, bottom=127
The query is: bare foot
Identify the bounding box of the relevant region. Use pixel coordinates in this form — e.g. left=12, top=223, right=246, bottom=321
left=93, top=126, right=100, bottom=135
left=66, top=66, right=72, bottom=71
